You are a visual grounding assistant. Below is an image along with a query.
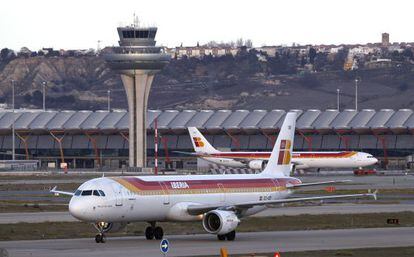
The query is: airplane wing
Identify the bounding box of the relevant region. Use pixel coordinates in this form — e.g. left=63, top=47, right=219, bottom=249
left=286, top=180, right=352, bottom=188
left=50, top=186, right=74, bottom=196
left=172, top=151, right=200, bottom=156
left=187, top=190, right=377, bottom=215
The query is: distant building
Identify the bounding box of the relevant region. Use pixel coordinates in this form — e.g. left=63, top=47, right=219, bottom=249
left=168, top=46, right=238, bottom=59
left=255, top=46, right=277, bottom=57
left=382, top=33, right=390, bottom=47
left=365, top=59, right=399, bottom=69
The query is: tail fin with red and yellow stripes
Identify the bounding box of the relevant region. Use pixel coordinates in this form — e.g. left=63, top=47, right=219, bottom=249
left=261, top=112, right=296, bottom=177
left=188, top=127, right=219, bottom=154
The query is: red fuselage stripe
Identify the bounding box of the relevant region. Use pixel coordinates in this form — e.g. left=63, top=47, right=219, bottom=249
left=111, top=177, right=300, bottom=192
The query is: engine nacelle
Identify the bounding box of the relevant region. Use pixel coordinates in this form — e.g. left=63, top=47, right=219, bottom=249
left=95, top=222, right=127, bottom=233
left=248, top=160, right=266, bottom=170
left=202, top=210, right=240, bottom=235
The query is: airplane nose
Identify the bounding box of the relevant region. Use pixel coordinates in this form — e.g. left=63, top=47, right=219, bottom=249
left=69, top=198, right=90, bottom=221
left=372, top=157, right=379, bottom=165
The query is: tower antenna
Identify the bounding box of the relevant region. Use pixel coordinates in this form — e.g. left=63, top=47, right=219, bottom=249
left=133, top=13, right=139, bottom=27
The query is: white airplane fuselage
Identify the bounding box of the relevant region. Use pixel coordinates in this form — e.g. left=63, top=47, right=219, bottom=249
left=201, top=151, right=378, bottom=169
left=69, top=174, right=298, bottom=223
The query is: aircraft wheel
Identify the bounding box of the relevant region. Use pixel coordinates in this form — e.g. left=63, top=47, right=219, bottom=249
left=145, top=226, right=154, bottom=240
left=154, top=226, right=164, bottom=240
left=95, top=233, right=105, bottom=243
left=226, top=231, right=236, bottom=241
left=217, top=234, right=226, bottom=241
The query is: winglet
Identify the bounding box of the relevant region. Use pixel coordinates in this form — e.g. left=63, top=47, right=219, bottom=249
left=50, top=186, right=74, bottom=196
left=50, top=186, right=59, bottom=196
left=371, top=189, right=378, bottom=201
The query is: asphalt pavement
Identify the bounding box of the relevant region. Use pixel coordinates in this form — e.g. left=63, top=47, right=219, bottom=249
left=1, top=227, right=413, bottom=257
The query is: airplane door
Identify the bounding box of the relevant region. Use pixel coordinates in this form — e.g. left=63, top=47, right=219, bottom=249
left=111, top=183, right=123, bottom=207
left=217, top=183, right=225, bottom=203
left=159, top=182, right=170, bottom=205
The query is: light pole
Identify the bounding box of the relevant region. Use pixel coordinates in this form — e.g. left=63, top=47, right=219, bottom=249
left=107, top=90, right=111, bottom=112
left=11, top=80, right=15, bottom=161
left=42, top=81, right=46, bottom=111
left=354, top=78, right=360, bottom=111
left=336, top=89, right=340, bottom=111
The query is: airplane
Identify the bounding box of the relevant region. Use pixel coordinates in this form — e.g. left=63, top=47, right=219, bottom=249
left=182, top=127, right=378, bottom=171
left=51, top=112, right=376, bottom=243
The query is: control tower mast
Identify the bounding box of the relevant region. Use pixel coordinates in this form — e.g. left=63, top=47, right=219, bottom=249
left=104, top=21, right=170, bottom=170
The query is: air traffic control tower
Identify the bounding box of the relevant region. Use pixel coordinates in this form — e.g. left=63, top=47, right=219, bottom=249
left=104, top=23, right=170, bottom=169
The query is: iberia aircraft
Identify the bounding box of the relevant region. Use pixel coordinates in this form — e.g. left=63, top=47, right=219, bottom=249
left=51, top=112, right=376, bottom=243
left=183, top=127, right=378, bottom=171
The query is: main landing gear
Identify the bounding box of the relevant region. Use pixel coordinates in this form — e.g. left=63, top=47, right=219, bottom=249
left=217, top=230, right=236, bottom=241
left=145, top=222, right=164, bottom=240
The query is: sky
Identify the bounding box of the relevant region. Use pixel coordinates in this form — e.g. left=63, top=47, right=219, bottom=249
left=1, top=0, right=413, bottom=50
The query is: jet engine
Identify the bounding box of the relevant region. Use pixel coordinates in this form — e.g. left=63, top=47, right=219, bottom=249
left=248, top=160, right=267, bottom=170
left=202, top=210, right=240, bottom=235
left=95, top=222, right=127, bottom=233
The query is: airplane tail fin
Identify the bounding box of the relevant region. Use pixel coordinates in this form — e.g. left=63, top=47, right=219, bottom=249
left=261, top=112, right=296, bottom=177
left=188, top=127, right=219, bottom=154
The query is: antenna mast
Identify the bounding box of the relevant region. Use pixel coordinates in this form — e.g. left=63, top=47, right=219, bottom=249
left=133, top=13, right=139, bottom=27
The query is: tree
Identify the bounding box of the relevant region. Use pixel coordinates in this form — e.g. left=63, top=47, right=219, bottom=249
left=314, top=52, right=328, bottom=71
left=402, top=48, right=413, bottom=60
left=245, top=39, right=253, bottom=48
left=18, top=47, right=31, bottom=58
left=1, top=48, right=15, bottom=61
left=308, top=48, right=317, bottom=64
left=32, top=90, right=43, bottom=105
left=331, top=48, right=348, bottom=70
left=236, top=38, right=244, bottom=47
left=300, top=56, right=306, bottom=67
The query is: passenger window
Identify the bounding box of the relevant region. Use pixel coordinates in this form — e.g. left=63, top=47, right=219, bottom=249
left=93, top=190, right=100, bottom=196
left=98, top=190, right=105, bottom=196
left=74, top=190, right=82, bottom=196
left=81, top=190, right=92, bottom=196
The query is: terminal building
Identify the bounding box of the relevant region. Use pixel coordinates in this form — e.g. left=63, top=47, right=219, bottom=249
left=0, top=108, right=413, bottom=171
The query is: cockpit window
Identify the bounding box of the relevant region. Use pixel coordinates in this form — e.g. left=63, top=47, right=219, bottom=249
left=76, top=189, right=105, bottom=196
left=81, top=190, right=92, bottom=196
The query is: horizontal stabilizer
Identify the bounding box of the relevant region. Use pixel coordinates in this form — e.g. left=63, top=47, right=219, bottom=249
left=172, top=151, right=200, bottom=156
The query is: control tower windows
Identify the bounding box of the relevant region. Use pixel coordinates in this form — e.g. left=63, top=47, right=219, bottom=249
left=121, top=29, right=156, bottom=39
left=135, top=30, right=149, bottom=38
left=122, top=30, right=135, bottom=38
left=149, top=30, right=156, bottom=38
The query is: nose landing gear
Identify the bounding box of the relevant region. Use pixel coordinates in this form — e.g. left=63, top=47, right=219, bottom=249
left=93, top=222, right=110, bottom=243
left=145, top=222, right=164, bottom=240
left=95, top=233, right=106, bottom=243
